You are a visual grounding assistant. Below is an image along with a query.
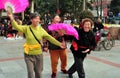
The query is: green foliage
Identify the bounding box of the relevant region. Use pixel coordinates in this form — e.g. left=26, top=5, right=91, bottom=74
left=28, top=0, right=93, bottom=17
left=59, top=0, right=74, bottom=16
left=110, top=0, right=120, bottom=16
left=79, top=10, right=94, bottom=21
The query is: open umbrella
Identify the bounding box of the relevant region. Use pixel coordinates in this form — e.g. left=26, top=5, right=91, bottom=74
left=0, top=0, right=4, bottom=10
left=0, top=2, right=4, bottom=9
left=48, top=23, right=79, bottom=40
left=0, top=0, right=29, bottom=13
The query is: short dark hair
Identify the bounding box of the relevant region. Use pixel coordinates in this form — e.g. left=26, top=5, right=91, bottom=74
left=51, top=14, right=59, bottom=19
left=30, top=12, right=40, bottom=19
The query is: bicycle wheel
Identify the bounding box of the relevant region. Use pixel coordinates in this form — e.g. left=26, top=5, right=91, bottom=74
left=95, top=42, right=102, bottom=51
left=107, top=32, right=115, bottom=47
left=103, top=39, right=113, bottom=50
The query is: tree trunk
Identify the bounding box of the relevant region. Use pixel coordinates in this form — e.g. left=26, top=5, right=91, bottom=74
left=83, top=0, right=86, bottom=11
left=30, top=0, right=34, bottom=13
left=96, top=0, right=99, bottom=17
left=21, top=12, right=24, bottom=21
left=100, top=0, right=102, bottom=19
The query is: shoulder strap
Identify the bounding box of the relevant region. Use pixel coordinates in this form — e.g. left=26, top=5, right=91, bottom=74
left=29, top=26, right=41, bottom=45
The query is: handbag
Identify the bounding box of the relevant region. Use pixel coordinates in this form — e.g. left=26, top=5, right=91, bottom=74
left=29, top=27, right=48, bottom=52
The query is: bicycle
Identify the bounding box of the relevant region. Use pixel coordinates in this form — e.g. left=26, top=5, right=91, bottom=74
left=94, top=27, right=115, bottom=51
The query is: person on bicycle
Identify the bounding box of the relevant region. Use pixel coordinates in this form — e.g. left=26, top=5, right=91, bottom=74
left=93, top=18, right=104, bottom=32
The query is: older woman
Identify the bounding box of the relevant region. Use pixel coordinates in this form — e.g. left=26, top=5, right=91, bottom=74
left=68, top=18, right=96, bottom=78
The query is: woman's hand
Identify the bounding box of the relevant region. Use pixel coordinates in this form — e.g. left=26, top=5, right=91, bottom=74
left=60, top=42, right=66, bottom=49
left=43, top=47, right=48, bottom=52
left=7, top=8, right=14, bottom=21
left=82, top=49, right=90, bottom=53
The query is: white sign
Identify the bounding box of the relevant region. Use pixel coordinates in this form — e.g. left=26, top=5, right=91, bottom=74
left=1, top=12, right=7, bottom=16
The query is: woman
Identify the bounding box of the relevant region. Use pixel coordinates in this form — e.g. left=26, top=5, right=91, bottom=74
left=48, top=15, right=68, bottom=78
left=7, top=11, right=65, bottom=78
left=15, top=19, right=23, bottom=39
left=68, top=18, right=96, bottom=78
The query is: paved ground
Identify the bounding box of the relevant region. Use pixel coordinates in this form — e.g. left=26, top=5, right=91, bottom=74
left=0, top=37, right=120, bottom=78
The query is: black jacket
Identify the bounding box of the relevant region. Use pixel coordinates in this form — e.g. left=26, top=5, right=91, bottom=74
left=93, top=22, right=104, bottom=32
left=70, top=28, right=96, bottom=58
left=48, top=31, right=67, bottom=50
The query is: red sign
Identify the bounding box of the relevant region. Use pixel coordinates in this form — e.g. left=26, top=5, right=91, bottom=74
left=57, top=9, right=60, bottom=14
left=103, top=8, right=108, bottom=17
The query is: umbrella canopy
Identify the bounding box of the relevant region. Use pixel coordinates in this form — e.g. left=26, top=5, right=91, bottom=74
left=48, top=23, right=79, bottom=40
left=0, top=1, right=4, bottom=9
left=0, top=0, right=29, bottom=13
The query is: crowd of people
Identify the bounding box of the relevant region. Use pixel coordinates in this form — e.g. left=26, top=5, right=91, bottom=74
left=0, top=18, right=23, bottom=40
left=3, top=9, right=103, bottom=78
left=0, top=12, right=75, bottom=40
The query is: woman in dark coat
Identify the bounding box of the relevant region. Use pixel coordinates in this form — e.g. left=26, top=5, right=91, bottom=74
left=68, top=18, right=96, bottom=78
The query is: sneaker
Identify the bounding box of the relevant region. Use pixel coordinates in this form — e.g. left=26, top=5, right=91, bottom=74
left=61, top=70, right=68, bottom=74
left=51, top=73, right=56, bottom=78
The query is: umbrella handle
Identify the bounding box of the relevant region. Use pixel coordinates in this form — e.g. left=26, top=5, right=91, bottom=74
left=7, top=7, right=14, bottom=21
left=7, top=6, right=13, bottom=13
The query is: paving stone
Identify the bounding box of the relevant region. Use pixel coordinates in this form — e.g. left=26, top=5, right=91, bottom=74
left=0, top=37, right=120, bottom=78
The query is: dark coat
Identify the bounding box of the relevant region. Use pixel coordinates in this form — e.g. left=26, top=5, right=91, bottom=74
left=93, top=22, right=104, bottom=32
left=70, top=28, right=96, bottom=58
left=48, top=31, right=67, bottom=50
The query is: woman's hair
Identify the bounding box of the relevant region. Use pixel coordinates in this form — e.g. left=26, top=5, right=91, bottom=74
left=51, top=14, right=59, bottom=19
left=82, top=18, right=94, bottom=27
left=29, top=12, right=40, bottom=19
left=51, top=14, right=61, bottom=23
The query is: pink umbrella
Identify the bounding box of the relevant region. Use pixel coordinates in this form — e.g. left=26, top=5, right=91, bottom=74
left=0, top=2, right=4, bottom=9
left=0, top=0, right=29, bottom=13
left=48, top=23, right=79, bottom=40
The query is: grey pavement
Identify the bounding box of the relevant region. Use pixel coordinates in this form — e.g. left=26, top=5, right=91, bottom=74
left=0, top=36, right=120, bottom=78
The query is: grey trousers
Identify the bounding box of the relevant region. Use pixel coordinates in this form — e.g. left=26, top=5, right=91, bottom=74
left=24, top=54, right=43, bottom=78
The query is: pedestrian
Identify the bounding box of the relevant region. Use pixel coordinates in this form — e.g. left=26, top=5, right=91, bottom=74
left=68, top=18, right=96, bottom=78
left=93, top=17, right=104, bottom=32
left=7, top=10, right=65, bottom=78
left=15, top=19, right=24, bottom=39
left=0, top=24, right=4, bottom=36
left=48, top=14, right=68, bottom=78
left=3, top=19, right=8, bottom=38
left=79, top=18, right=85, bottom=29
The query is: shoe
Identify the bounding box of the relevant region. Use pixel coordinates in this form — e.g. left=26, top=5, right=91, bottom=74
left=61, top=70, right=68, bottom=74
left=68, top=74, right=73, bottom=78
left=51, top=73, right=56, bottom=78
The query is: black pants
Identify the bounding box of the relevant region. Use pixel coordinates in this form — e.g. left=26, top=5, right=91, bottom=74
left=68, top=54, right=86, bottom=78
left=4, top=30, right=8, bottom=38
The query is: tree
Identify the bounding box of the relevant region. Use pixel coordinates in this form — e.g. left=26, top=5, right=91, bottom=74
left=110, top=0, right=120, bottom=16
left=27, top=0, right=93, bottom=20
left=79, top=10, right=94, bottom=21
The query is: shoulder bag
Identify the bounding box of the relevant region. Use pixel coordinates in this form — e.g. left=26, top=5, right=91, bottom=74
left=29, top=27, right=48, bottom=52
